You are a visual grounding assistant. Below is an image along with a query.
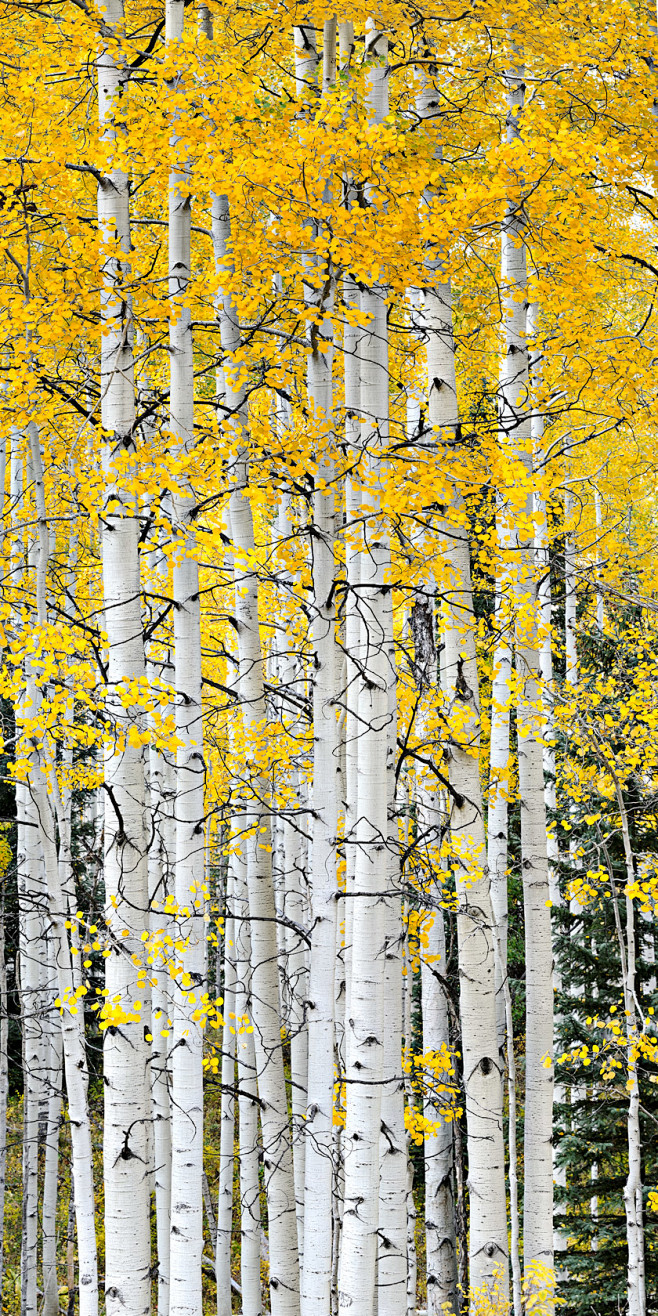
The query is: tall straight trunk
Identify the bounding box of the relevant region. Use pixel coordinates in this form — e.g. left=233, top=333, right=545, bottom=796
left=339, top=31, right=392, bottom=1314
left=233, top=827, right=262, bottom=1316
left=42, top=981, right=63, bottom=1316
left=341, top=270, right=361, bottom=1050
left=413, top=590, right=457, bottom=1315
left=378, top=599, right=407, bottom=1316
left=424, top=279, right=508, bottom=1307
left=97, top=3, right=150, bottom=1309
left=487, top=511, right=513, bottom=1060
left=214, top=194, right=300, bottom=1315
left=33, top=764, right=99, bottom=1316
left=302, top=296, right=339, bottom=1315
left=165, top=4, right=206, bottom=1312
left=501, top=56, right=553, bottom=1290
left=216, top=867, right=236, bottom=1316
left=274, top=499, right=308, bottom=1259
left=19, top=681, right=44, bottom=1316
left=421, top=902, right=457, bottom=1316
left=147, top=707, right=174, bottom=1316
left=530, top=302, right=566, bottom=1281
left=604, top=778, right=646, bottom=1316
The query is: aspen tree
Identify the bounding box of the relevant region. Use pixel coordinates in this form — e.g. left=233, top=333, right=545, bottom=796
left=166, top=1, right=206, bottom=1308
left=302, top=196, right=339, bottom=1316
left=146, top=608, right=174, bottom=1316
left=414, top=43, right=509, bottom=1303
left=501, top=55, right=553, bottom=1290
left=232, top=834, right=263, bottom=1316
left=214, top=193, right=300, bottom=1315
left=19, top=435, right=46, bottom=1316
left=337, top=21, right=396, bottom=1315
left=412, top=596, right=458, bottom=1316
left=530, top=301, right=566, bottom=1281
left=41, top=949, right=62, bottom=1316
left=423, top=241, right=509, bottom=1313
left=378, top=590, right=407, bottom=1316
left=216, top=866, right=236, bottom=1316
left=26, top=422, right=99, bottom=1316
left=275, top=497, right=309, bottom=1262
left=608, top=778, right=646, bottom=1316
left=96, top=0, right=151, bottom=1306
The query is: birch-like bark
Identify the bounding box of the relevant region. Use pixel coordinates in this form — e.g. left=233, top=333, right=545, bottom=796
left=32, top=762, right=99, bottom=1316
left=274, top=492, right=308, bottom=1258
left=338, top=31, right=392, bottom=1314
left=378, top=594, right=407, bottom=1316
left=501, top=57, right=553, bottom=1290
left=147, top=681, right=174, bottom=1316
left=41, top=974, right=62, bottom=1316
left=216, top=867, right=236, bottom=1316
left=97, top=2, right=150, bottom=1306
left=413, top=590, right=457, bottom=1315
left=233, top=826, right=263, bottom=1316
left=302, top=250, right=339, bottom=1316
left=487, top=508, right=513, bottom=1059
left=530, top=303, right=567, bottom=1282
left=19, top=446, right=46, bottom=1316
left=214, top=194, right=300, bottom=1314
left=424, top=278, right=508, bottom=1306
left=603, top=777, right=646, bottom=1316
left=165, top=3, right=206, bottom=1310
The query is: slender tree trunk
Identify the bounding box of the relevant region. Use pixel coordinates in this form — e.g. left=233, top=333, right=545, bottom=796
left=165, top=4, right=206, bottom=1311
left=97, top=2, right=150, bottom=1307
left=216, top=868, right=236, bottom=1316
left=411, top=591, right=458, bottom=1316
left=530, top=301, right=567, bottom=1284
left=147, top=715, right=174, bottom=1316
left=215, top=194, right=300, bottom=1315
left=302, top=219, right=339, bottom=1316
left=424, top=277, right=508, bottom=1306
left=42, top=989, right=63, bottom=1316
left=605, top=778, right=646, bottom=1316
left=378, top=602, right=407, bottom=1316
left=233, top=828, right=262, bottom=1316
left=501, top=57, right=553, bottom=1292
left=338, top=27, right=395, bottom=1314
left=19, top=670, right=43, bottom=1316
left=32, top=751, right=99, bottom=1316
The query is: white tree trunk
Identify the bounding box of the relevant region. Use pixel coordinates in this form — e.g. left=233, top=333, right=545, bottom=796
left=216, top=867, right=236, bottom=1316
left=233, top=829, right=263, bottom=1316
left=165, top=4, right=206, bottom=1311
left=339, top=28, right=393, bottom=1313
left=501, top=59, right=553, bottom=1290
left=302, top=220, right=339, bottom=1316
left=41, top=981, right=62, bottom=1316
left=19, top=668, right=44, bottom=1316
left=97, top=2, right=150, bottom=1306
left=32, top=761, right=99, bottom=1316
left=215, top=193, right=300, bottom=1315
left=147, top=713, right=174, bottom=1316
left=530, top=301, right=567, bottom=1284
left=410, top=589, right=458, bottom=1316
left=423, top=274, right=509, bottom=1305
left=421, top=906, right=457, bottom=1316
left=606, top=779, right=646, bottom=1316
left=378, top=604, right=407, bottom=1316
